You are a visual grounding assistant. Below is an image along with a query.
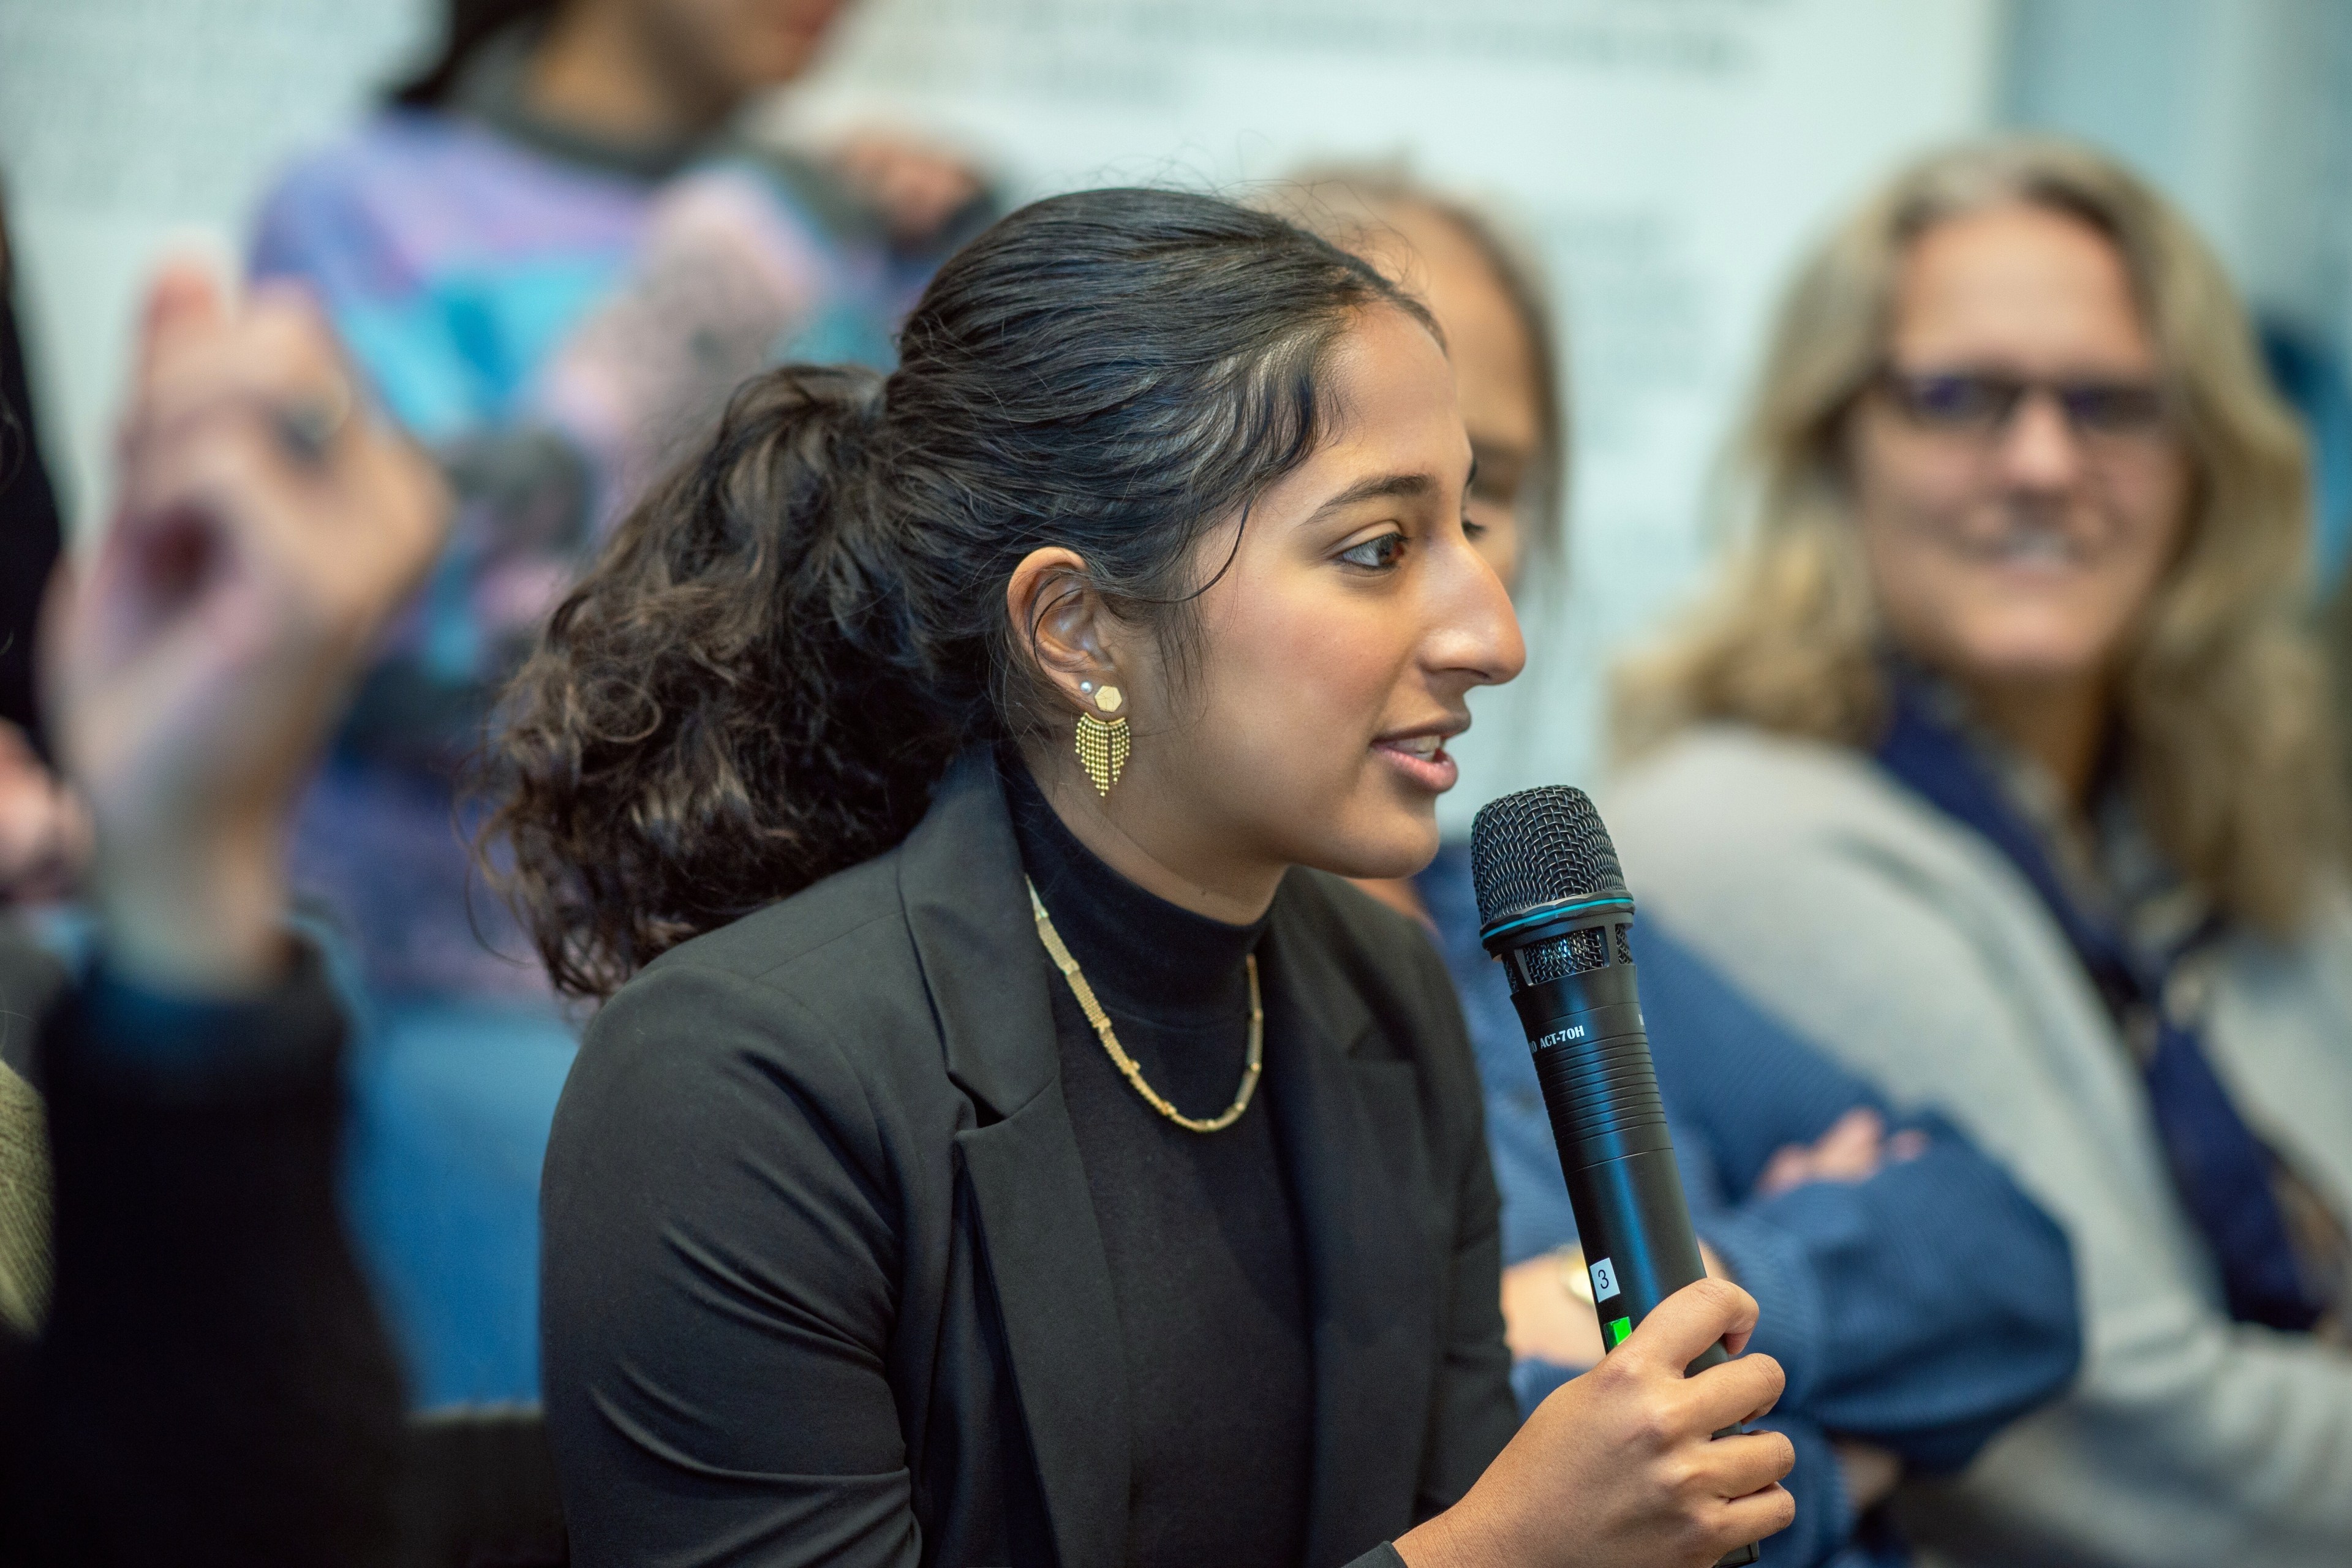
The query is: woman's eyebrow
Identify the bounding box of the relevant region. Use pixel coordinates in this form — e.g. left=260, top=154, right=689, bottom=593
left=1305, top=470, right=1436, bottom=522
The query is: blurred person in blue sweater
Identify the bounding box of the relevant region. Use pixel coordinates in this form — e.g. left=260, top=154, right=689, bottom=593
left=1286, top=172, right=2082, bottom=1567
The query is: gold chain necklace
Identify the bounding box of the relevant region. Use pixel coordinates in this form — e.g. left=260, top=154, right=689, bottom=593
left=1025, top=878, right=1263, bottom=1133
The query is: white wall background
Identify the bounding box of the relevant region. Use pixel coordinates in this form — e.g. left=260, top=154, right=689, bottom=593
left=2005, top=0, right=2352, bottom=345
left=4, top=0, right=2004, bottom=820
left=0, top=0, right=437, bottom=532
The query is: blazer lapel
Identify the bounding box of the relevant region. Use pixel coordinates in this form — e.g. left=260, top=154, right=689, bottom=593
left=902, top=752, right=1131, bottom=1567
left=1259, top=888, right=1446, bottom=1564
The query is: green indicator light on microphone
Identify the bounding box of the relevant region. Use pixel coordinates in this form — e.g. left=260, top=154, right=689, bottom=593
left=1607, top=1316, right=1632, bottom=1348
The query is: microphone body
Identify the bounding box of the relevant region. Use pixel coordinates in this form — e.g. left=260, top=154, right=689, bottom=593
left=1471, top=786, right=1757, bottom=1566
left=1502, top=927, right=1716, bottom=1367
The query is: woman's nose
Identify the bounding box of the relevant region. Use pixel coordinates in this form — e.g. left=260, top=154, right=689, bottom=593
left=1994, top=389, right=2089, bottom=492
left=1434, top=540, right=1528, bottom=688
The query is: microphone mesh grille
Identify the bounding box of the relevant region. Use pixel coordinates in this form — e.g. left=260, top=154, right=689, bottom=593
left=1469, top=785, right=1628, bottom=932
left=1520, top=928, right=1608, bottom=984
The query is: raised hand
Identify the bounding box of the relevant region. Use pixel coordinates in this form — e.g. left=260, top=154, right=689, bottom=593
left=48, top=261, right=447, bottom=990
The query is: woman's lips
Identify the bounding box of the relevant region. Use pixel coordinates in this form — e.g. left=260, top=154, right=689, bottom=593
left=1373, top=736, right=1460, bottom=793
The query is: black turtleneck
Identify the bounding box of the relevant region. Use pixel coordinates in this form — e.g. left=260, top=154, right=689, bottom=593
left=1003, top=757, right=1312, bottom=1568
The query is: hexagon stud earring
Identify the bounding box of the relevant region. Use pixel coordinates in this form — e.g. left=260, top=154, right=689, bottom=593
left=1074, top=682, right=1130, bottom=797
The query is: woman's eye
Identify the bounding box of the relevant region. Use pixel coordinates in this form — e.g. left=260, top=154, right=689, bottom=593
left=1462, top=514, right=1488, bottom=541
left=1338, top=532, right=1409, bottom=570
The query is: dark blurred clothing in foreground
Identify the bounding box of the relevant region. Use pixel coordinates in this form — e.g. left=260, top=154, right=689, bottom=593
left=0, top=939, right=405, bottom=1566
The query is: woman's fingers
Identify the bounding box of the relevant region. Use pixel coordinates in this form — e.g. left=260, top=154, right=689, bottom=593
left=113, top=287, right=443, bottom=635
left=1620, top=1276, right=1760, bottom=1374
left=1694, top=1426, right=1798, bottom=1499
left=134, top=258, right=227, bottom=385
left=76, top=432, right=278, bottom=698
left=124, top=277, right=353, bottom=466
left=124, top=294, right=353, bottom=473
left=1756, top=1106, right=1890, bottom=1195
left=1811, top=1107, right=1888, bottom=1180
left=1754, top=1143, right=1808, bottom=1196
left=1402, top=1286, right=1799, bottom=1568
left=121, top=410, right=382, bottom=650
left=1714, top=1480, right=1800, bottom=1550
left=1673, top=1434, right=1796, bottom=1561
left=1682, top=1341, right=1787, bottom=1430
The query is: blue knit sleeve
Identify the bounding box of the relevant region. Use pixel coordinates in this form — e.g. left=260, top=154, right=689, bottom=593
left=1413, top=847, right=2079, bottom=1501
left=1752, top=1413, right=1846, bottom=1568
left=1638, top=918, right=2081, bottom=1471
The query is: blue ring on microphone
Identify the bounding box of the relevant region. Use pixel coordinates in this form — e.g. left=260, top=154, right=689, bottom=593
left=1479, top=894, right=1635, bottom=943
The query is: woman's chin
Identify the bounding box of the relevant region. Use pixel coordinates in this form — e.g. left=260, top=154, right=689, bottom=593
left=1942, top=641, right=2121, bottom=695
left=1904, top=601, right=2133, bottom=687
left=1303, top=811, right=1442, bottom=884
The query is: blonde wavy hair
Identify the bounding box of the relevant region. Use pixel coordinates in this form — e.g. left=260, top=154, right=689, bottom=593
left=1613, top=137, right=2345, bottom=933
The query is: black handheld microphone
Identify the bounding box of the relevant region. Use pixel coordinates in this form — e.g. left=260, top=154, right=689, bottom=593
left=1470, top=785, right=1760, bottom=1567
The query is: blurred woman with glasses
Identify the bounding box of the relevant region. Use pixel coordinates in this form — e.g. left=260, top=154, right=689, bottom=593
left=1607, top=138, right=2352, bottom=1566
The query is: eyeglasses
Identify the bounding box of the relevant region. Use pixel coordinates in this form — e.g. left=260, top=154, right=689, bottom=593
left=1874, top=366, right=2172, bottom=443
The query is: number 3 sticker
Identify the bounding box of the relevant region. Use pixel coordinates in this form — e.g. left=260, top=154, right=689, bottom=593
left=1588, top=1256, right=1621, bottom=1302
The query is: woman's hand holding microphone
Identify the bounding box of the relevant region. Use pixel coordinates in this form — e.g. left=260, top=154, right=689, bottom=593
left=1398, top=1276, right=1796, bottom=1568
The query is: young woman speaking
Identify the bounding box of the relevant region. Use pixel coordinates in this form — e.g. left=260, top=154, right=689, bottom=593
left=486, top=187, right=1795, bottom=1568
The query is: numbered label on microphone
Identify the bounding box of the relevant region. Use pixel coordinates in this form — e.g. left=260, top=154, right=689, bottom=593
left=1588, top=1256, right=1621, bottom=1302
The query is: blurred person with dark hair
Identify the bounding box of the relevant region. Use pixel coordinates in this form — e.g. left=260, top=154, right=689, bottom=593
left=248, top=0, right=992, bottom=1404
left=0, top=259, right=445, bottom=1565
left=262, top=0, right=988, bottom=507
left=1287, top=172, right=2081, bottom=1568
left=1608, top=138, right=2352, bottom=1566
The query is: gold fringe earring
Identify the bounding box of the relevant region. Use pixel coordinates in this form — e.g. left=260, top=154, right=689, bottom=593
left=1075, top=683, right=1129, bottom=797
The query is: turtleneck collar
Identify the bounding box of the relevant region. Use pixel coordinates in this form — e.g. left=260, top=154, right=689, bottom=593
left=1001, top=751, right=1266, bottom=1030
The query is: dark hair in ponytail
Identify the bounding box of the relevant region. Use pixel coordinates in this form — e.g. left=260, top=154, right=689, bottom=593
left=484, top=187, right=1431, bottom=997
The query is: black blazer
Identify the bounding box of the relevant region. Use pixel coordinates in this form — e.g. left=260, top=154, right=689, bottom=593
left=541, top=752, right=1517, bottom=1567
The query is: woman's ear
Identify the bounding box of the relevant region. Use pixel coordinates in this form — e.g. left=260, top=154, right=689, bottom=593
left=1006, top=546, right=1123, bottom=713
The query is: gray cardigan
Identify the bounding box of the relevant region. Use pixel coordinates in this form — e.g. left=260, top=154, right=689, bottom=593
left=1607, top=725, right=2352, bottom=1568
